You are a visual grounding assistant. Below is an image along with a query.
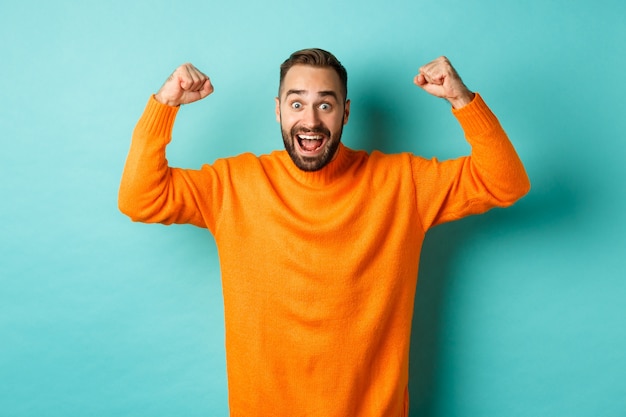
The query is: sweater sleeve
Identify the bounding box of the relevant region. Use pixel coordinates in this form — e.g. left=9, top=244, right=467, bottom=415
left=413, top=93, right=530, bottom=230
left=118, top=96, right=222, bottom=229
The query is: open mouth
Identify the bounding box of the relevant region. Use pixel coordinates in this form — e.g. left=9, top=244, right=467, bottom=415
left=297, top=134, right=326, bottom=153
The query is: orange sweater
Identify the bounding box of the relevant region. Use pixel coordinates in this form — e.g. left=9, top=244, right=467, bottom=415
left=119, top=94, right=529, bottom=417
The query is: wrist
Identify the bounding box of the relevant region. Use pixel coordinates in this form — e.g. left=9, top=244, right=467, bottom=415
left=448, top=91, right=475, bottom=109
left=154, top=92, right=180, bottom=107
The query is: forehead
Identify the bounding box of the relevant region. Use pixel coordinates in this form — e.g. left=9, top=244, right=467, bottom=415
left=280, top=65, right=343, bottom=98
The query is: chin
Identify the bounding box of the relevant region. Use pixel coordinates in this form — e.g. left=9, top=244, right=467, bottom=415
left=284, top=135, right=340, bottom=172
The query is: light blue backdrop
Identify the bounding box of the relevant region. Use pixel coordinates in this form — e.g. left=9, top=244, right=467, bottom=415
left=1, top=0, right=624, bottom=416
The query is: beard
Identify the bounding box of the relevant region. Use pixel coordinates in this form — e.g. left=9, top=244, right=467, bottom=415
left=280, top=121, right=344, bottom=172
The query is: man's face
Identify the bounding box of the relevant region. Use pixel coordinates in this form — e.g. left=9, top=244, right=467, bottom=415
left=275, top=65, right=350, bottom=172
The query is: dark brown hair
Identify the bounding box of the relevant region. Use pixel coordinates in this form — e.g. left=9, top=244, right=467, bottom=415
left=278, top=48, right=348, bottom=100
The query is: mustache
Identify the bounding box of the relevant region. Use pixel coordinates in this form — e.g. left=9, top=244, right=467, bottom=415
left=291, top=125, right=331, bottom=137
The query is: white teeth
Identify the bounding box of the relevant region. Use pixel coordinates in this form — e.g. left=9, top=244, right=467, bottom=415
left=299, top=135, right=323, bottom=140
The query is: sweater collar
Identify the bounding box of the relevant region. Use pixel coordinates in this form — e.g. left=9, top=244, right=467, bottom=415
left=281, top=143, right=354, bottom=188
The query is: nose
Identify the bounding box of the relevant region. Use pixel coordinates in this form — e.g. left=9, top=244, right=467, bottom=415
left=302, top=106, right=320, bottom=127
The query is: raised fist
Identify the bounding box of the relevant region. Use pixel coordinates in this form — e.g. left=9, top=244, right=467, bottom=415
left=414, top=56, right=474, bottom=109
left=155, top=63, right=214, bottom=107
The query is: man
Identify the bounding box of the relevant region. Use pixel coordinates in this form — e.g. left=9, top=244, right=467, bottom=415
left=119, top=48, right=529, bottom=417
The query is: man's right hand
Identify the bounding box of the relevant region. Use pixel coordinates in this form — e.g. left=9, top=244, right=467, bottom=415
left=154, top=63, right=214, bottom=107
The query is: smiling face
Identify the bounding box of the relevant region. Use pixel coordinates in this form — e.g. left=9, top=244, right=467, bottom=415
left=276, top=64, right=350, bottom=172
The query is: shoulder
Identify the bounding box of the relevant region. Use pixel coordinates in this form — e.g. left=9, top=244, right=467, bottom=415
left=343, top=148, right=422, bottom=186
left=366, top=149, right=424, bottom=168
left=204, top=150, right=288, bottom=181
left=210, top=151, right=266, bottom=168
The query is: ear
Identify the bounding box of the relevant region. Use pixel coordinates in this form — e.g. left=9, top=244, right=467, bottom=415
left=343, top=99, right=351, bottom=125
left=275, top=97, right=281, bottom=123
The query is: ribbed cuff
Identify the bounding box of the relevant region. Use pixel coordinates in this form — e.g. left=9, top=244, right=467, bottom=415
left=451, top=93, right=501, bottom=137
left=135, top=95, right=180, bottom=140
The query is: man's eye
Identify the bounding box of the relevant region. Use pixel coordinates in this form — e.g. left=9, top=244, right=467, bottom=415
left=291, top=102, right=302, bottom=109
left=319, top=103, right=331, bottom=110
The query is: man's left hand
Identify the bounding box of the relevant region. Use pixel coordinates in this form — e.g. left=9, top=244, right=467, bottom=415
left=414, top=56, right=475, bottom=109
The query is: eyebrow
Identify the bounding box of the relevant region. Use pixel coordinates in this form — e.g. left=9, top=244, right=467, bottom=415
left=285, top=89, right=339, bottom=100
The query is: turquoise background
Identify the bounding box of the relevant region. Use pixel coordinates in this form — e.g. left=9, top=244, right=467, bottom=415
left=1, top=0, right=625, bottom=416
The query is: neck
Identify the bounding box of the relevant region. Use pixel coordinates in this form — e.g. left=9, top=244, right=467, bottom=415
left=283, top=143, right=353, bottom=187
